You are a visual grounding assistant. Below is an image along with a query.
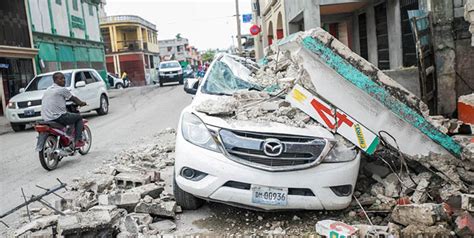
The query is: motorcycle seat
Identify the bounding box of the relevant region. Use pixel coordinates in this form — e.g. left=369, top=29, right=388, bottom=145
left=38, top=121, right=66, bottom=129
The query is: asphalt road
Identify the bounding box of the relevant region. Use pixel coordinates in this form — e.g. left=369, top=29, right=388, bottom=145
left=0, top=84, right=194, bottom=230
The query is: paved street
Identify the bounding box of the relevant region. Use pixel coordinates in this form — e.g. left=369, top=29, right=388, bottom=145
left=0, top=85, right=194, bottom=230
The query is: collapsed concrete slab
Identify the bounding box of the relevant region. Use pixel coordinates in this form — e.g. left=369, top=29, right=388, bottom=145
left=57, top=209, right=122, bottom=237
left=275, top=28, right=461, bottom=158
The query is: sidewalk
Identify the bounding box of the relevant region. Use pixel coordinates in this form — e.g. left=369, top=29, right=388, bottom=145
left=0, top=116, right=12, bottom=135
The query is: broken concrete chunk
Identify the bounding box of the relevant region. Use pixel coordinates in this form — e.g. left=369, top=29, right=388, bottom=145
left=461, top=193, right=474, bottom=212
left=15, top=215, right=59, bottom=236
left=98, top=192, right=141, bottom=210
left=382, top=173, right=401, bottom=198
left=134, top=201, right=176, bottom=219
left=57, top=210, right=116, bottom=236
left=455, top=211, right=474, bottom=237
left=401, top=224, right=452, bottom=237
left=115, top=172, right=152, bottom=189
left=76, top=173, right=115, bottom=193
left=363, top=162, right=391, bottom=178
left=411, top=176, right=431, bottom=204
left=195, top=97, right=239, bottom=116
left=391, top=203, right=449, bottom=226
left=149, top=220, right=177, bottom=234
left=126, top=183, right=164, bottom=199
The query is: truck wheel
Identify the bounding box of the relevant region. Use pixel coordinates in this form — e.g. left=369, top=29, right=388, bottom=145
left=116, top=83, right=123, bottom=89
left=159, top=79, right=163, bottom=87
left=96, top=95, right=109, bottom=115
left=179, top=77, right=184, bottom=85
left=173, top=175, right=204, bottom=210
left=11, top=123, right=26, bottom=132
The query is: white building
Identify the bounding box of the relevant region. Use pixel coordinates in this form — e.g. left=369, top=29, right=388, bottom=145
left=159, top=38, right=190, bottom=62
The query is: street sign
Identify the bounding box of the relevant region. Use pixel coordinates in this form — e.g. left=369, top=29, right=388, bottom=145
left=242, top=14, right=252, bottom=23
left=250, top=25, right=261, bottom=35
left=286, top=84, right=380, bottom=155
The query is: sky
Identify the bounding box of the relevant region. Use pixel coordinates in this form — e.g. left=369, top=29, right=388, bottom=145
left=105, top=0, right=253, bottom=51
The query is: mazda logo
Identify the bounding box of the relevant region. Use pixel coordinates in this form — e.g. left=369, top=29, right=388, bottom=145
left=263, top=138, right=283, bottom=157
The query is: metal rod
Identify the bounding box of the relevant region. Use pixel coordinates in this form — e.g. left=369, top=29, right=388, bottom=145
left=21, top=188, right=31, bottom=222
left=36, top=199, right=65, bottom=216
left=0, top=182, right=67, bottom=219
left=36, top=185, right=64, bottom=199
left=0, top=220, right=9, bottom=228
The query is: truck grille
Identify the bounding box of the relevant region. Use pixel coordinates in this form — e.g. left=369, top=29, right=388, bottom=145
left=17, top=100, right=42, bottom=109
left=219, top=129, right=329, bottom=171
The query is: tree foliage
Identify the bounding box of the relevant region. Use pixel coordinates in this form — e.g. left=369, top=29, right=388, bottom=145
left=201, top=50, right=215, bottom=62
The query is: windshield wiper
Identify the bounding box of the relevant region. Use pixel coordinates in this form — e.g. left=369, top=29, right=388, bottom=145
left=208, top=92, right=233, bottom=96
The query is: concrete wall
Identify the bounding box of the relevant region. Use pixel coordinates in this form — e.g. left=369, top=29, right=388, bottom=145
left=383, top=67, right=421, bottom=97
left=28, top=0, right=51, bottom=34
left=285, top=0, right=321, bottom=33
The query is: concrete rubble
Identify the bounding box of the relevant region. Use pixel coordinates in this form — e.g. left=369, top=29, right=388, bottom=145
left=12, top=128, right=179, bottom=237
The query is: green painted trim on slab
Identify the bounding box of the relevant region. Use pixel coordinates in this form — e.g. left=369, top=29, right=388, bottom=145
left=26, top=0, right=35, bottom=31
left=80, top=0, right=89, bottom=40
left=301, top=36, right=462, bottom=157
left=366, top=137, right=379, bottom=155
left=65, top=0, right=74, bottom=37
left=46, top=0, right=56, bottom=34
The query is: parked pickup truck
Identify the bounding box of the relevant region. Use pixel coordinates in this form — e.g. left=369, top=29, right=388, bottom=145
left=174, top=54, right=360, bottom=211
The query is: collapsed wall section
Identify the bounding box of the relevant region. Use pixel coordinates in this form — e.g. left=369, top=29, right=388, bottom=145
left=275, top=28, right=461, bottom=158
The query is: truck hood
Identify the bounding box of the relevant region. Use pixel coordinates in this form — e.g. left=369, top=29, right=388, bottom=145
left=10, top=90, right=46, bottom=103
left=186, top=94, right=334, bottom=139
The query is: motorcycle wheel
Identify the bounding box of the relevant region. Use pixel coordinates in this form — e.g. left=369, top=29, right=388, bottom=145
left=39, top=136, right=61, bottom=171
left=78, top=125, right=92, bottom=155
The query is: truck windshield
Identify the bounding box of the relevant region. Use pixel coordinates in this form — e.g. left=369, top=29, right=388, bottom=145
left=160, top=62, right=180, bottom=69
left=25, top=73, right=72, bottom=91
left=201, top=56, right=262, bottom=95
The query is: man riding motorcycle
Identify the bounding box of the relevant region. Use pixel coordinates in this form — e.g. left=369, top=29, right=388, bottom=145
left=41, top=72, right=87, bottom=148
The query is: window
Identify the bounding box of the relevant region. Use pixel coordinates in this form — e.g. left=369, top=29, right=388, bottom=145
left=72, top=0, right=78, bottom=11
left=25, top=73, right=72, bottom=91
left=91, top=70, right=103, bottom=82
left=55, top=0, right=61, bottom=5
left=167, top=46, right=172, bottom=52
left=83, top=71, right=95, bottom=84
left=88, top=4, right=94, bottom=16
left=74, top=72, right=84, bottom=86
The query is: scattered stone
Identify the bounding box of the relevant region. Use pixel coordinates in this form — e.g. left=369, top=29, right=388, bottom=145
left=411, top=176, right=431, bottom=204
left=401, top=224, right=452, bottom=237
left=292, top=215, right=301, bottom=221
left=135, top=201, right=176, bottom=219
left=127, top=183, right=164, bottom=199
left=455, top=211, right=474, bottom=237
left=149, top=220, right=177, bottom=234
left=115, top=172, right=152, bottom=189
left=15, top=215, right=59, bottom=236
left=57, top=210, right=119, bottom=237
left=382, top=173, right=401, bottom=198
left=98, top=192, right=141, bottom=210
left=195, top=97, right=239, bottom=115
left=391, top=203, right=449, bottom=226
left=175, top=206, right=182, bottom=213
left=363, top=162, right=391, bottom=178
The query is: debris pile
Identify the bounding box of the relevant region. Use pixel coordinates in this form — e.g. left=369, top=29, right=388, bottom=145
left=193, top=28, right=474, bottom=237
left=13, top=128, right=180, bottom=237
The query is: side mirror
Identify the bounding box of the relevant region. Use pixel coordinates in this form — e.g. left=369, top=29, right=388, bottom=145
left=75, top=81, right=86, bottom=88
left=183, top=80, right=199, bottom=95
left=19, top=88, right=25, bottom=93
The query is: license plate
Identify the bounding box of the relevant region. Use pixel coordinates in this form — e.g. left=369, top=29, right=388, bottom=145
left=251, top=185, right=288, bottom=206
left=24, top=109, right=35, bottom=117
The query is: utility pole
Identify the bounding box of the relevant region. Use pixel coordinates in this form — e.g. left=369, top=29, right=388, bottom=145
left=235, top=0, right=242, bottom=55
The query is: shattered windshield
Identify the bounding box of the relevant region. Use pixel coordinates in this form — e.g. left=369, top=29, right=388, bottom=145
left=201, top=56, right=262, bottom=95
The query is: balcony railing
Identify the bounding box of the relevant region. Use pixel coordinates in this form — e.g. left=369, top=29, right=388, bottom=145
left=100, top=15, right=156, bottom=30
left=117, top=40, right=142, bottom=51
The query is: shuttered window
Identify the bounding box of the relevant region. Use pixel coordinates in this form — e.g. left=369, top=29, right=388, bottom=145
left=358, top=13, right=368, bottom=60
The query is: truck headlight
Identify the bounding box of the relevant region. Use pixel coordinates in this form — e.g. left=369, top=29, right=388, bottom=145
left=322, top=140, right=358, bottom=163
left=181, top=112, right=220, bottom=152
left=7, top=102, right=16, bottom=109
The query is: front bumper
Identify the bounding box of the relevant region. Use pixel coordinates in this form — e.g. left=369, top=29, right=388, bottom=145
left=5, top=106, right=42, bottom=124
left=174, top=132, right=361, bottom=210
left=159, top=74, right=183, bottom=83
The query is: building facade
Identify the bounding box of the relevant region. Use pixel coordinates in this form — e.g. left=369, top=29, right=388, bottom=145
left=0, top=0, right=38, bottom=116
left=100, top=15, right=160, bottom=86
left=253, top=0, right=418, bottom=71
left=27, top=0, right=107, bottom=80
left=159, top=38, right=190, bottom=62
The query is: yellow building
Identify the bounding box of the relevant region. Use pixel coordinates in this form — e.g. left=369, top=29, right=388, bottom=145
left=100, top=15, right=159, bottom=86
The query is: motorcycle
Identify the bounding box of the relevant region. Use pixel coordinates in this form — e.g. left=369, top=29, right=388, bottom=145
left=34, top=104, right=92, bottom=171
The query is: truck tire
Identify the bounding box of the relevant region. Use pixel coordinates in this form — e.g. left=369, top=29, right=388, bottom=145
left=11, top=123, right=26, bottom=132
left=173, top=175, right=204, bottom=210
